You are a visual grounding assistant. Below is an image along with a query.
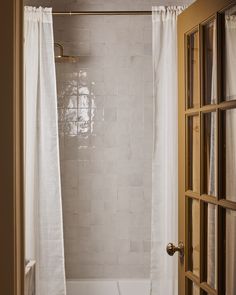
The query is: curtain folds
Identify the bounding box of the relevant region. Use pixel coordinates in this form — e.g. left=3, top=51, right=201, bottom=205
left=24, top=6, right=66, bottom=295
left=151, top=6, right=186, bottom=295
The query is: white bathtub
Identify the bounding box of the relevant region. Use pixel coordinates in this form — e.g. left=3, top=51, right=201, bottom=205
left=67, top=279, right=151, bottom=295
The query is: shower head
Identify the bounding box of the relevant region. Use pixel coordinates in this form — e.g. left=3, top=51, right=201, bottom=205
left=54, top=43, right=79, bottom=63
left=55, top=55, right=80, bottom=63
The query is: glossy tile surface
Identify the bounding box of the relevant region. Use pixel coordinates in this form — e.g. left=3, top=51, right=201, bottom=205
left=54, top=3, right=153, bottom=280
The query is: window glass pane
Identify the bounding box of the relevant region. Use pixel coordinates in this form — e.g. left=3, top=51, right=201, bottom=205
left=222, top=109, right=236, bottom=202
left=224, top=6, right=236, bottom=101
left=188, top=199, right=200, bottom=277
left=203, top=20, right=217, bottom=105
left=187, top=31, right=200, bottom=108
left=207, top=204, right=217, bottom=289
left=203, top=112, right=217, bottom=196
left=226, top=209, right=236, bottom=295
left=188, top=116, right=200, bottom=192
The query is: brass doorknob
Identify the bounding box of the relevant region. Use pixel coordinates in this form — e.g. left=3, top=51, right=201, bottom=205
left=166, top=242, right=184, bottom=258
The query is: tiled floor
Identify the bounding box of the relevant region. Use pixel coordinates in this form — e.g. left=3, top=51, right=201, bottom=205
left=66, top=279, right=150, bottom=295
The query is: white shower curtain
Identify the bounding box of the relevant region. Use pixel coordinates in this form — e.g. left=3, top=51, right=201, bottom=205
left=24, top=7, right=66, bottom=295
left=151, top=6, right=185, bottom=295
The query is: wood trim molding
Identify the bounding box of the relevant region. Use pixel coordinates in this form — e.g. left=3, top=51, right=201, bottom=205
left=0, top=1, right=24, bottom=294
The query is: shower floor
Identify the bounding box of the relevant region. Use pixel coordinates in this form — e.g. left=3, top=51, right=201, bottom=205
left=67, top=279, right=150, bottom=295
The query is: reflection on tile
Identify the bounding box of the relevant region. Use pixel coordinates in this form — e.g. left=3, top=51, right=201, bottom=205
left=78, top=95, right=90, bottom=108
left=79, top=85, right=90, bottom=95
left=58, top=109, right=65, bottom=122
left=78, top=108, right=90, bottom=122
left=64, top=122, right=77, bottom=135
left=79, top=69, right=89, bottom=85
left=65, top=95, right=77, bottom=108
left=65, top=109, right=77, bottom=121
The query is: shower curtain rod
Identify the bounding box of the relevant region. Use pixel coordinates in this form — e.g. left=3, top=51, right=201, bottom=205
left=52, top=11, right=152, bottom=16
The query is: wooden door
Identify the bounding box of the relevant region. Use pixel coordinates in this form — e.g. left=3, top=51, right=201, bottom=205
left=178, top=0, right=236, bottom=294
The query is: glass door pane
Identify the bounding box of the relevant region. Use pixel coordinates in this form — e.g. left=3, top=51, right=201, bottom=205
left=203, top=112, right=217, bottom=196
left=222, top=108, right=236, bottom=202
left=187, top=31, right=200, bottom=109
left=188, top=199, right=200, bottom=277
left=188, top=116, right=200, bottom=193
left=224, top=6, right=236, bottom=101
left=207, top=204, right=217, bottom=289
left=203, top=20, right=217, bottom=105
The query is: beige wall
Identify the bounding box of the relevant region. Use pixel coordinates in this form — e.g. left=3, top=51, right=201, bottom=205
left=24, top=0, right=193, bottom=280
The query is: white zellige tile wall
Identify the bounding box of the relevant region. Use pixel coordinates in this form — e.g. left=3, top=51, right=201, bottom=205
left=55, top=12, right=153, bottom=279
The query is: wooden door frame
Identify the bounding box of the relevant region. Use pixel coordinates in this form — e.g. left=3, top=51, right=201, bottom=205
left=4, top=0, right=236, bottom=294
left=178, top=0, right=236, bottom=294
left=0, top=1, right=24, bottom=295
